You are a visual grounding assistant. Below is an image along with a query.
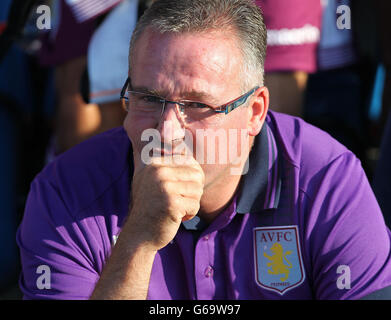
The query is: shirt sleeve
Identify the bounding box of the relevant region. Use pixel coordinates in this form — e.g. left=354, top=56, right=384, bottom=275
left=16, top=176, right=102, bottom=300
left=303, top=152, right=391, bottom=299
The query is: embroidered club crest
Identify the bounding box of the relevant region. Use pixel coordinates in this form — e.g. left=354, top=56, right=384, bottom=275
left=253, top=225, right=305, bottom=295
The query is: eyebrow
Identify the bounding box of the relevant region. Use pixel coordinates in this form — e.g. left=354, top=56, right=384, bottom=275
left=130, top=85, right=220, bottom=105
left=130, top=85, right=162, bottom=97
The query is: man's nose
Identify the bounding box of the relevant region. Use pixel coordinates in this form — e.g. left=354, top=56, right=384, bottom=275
left=156, top=102, right=186, bottom=143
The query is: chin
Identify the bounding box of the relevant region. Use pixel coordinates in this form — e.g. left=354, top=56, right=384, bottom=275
left=201, top=163, right=239, bottom=190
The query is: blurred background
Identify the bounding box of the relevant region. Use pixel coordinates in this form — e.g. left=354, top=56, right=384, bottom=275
left=0, top=0, right=390, bottom=299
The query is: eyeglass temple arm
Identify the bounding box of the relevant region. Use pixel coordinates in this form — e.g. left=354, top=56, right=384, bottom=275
left=120, top=77, right=130, bottom=99
left=220, top=87, right=259, bottom=114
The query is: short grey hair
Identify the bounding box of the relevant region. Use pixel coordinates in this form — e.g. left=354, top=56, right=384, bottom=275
left=129, top=0, right=267, bottom=90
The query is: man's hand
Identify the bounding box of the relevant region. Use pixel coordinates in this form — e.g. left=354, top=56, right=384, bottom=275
left=126, top=155, right=205, bottom=251
left=90, top=154, right=204, bottom=299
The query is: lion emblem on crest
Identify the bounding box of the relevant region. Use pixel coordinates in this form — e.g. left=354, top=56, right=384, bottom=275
left=263, top=242, right=292, bottom=281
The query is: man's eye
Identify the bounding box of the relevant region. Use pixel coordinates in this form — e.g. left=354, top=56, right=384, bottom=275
left=141, top=95, right=162, bottom=104
left=183, top=101, right=208, bottom=109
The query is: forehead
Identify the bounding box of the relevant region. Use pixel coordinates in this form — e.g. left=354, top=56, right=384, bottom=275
left=130, top=27, right=243, bottom=97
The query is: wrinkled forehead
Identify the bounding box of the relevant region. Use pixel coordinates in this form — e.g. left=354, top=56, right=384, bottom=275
left=129, top=26, right=243, bottom=79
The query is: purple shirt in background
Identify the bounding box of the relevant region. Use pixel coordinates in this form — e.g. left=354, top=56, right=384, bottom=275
left=38, top=0, right=96, bottom=66
left=17, top=111, right=391, bottom=299
left=256, top=0, right=322, bottom=73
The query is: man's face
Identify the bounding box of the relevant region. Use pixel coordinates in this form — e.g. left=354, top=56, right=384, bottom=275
left=124, top=28, right=264, bottom=189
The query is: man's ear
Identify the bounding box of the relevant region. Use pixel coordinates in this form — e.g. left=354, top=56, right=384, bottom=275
left=248, top=86, right=269, bottom=136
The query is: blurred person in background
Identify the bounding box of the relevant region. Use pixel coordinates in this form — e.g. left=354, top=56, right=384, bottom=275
left=255, top=0, right=322, bottom=118
left=303, top=0, right=369, bottom=168
left=38, top=0, right=121, bottom=156
left=87, top=0, right=139, bottom=137
left=372, top=0, right=391, bottom=228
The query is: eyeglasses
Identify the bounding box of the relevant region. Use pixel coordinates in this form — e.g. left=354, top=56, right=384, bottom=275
left=120, top=77, right=259, bottom=124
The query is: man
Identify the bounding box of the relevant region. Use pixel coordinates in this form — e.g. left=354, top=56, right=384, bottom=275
left=17, top=0, right=391, bottom=299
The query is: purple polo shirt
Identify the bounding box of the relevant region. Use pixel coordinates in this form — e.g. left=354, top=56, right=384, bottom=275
left=17, top=111, right=391, bottom=299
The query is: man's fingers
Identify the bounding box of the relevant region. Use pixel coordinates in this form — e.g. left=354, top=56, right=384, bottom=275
left=149, top=154, right=200, bottom=168
left=162, top=180, right=204, bottom=200
left=154, top=166, right=204, bottom=183
left=136, top=155, right=205, bottom=186
left=180, top=198, right=201, bottom=222
left=134, top=151, right=203, bottom=176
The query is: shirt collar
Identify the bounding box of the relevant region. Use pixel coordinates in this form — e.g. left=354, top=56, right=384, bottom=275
left=182, top=119, right=282, bottom=230
left=236, top=120, right=282, bottom=213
